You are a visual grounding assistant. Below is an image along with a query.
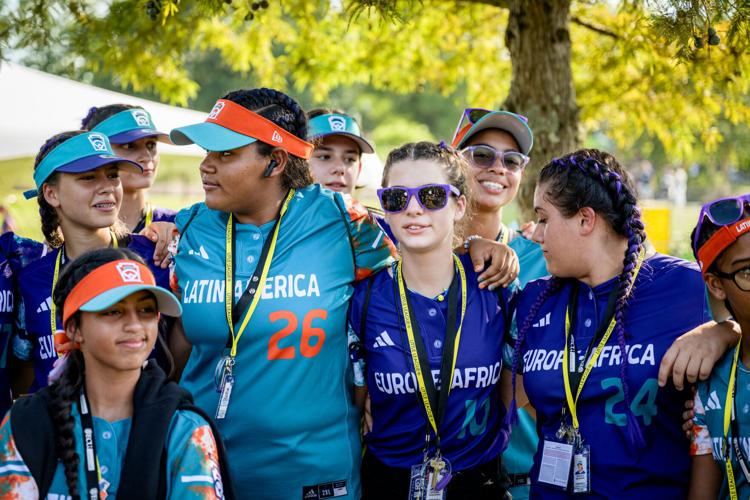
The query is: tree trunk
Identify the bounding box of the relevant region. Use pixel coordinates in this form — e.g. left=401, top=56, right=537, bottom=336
left=503, top=0, right=579, bottom=218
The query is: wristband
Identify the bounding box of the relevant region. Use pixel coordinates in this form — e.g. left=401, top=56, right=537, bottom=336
left=463, top=234, right=482, bottom=251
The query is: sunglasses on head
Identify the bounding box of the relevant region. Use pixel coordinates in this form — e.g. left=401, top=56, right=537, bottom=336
left=451, top=108, right=529, bottom=147
left=461, top=145, right=529, bottom=172
left=693, top=194, right=750, bottom=252
left=377, top=184, right=461, bottom=213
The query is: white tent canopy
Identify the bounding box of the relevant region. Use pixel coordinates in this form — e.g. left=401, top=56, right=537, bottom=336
left=0, top=63, right=205, bottom=159
left=0, top=63, right=383, bottom=188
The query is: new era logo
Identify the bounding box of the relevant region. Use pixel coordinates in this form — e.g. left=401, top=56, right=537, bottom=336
left=372, top=330, right=395, bottom=348
left=271, top=130, right=283, bottom=143
left=88, top=133, right=108, bottom=152
left=116, top=262, right=143, bottom=283
left=533, top=312, right=551, bottom=328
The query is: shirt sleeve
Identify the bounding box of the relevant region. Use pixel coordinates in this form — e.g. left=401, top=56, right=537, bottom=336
left=0, top=412, right=40, bottom=498
left=690, top=386, right=713, bottom=457
left=334, top=193, right=395, bottom=282
left=165, top=410, right=226, bottom=499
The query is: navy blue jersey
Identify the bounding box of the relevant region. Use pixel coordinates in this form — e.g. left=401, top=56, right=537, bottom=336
left=15, top=235, right=169, bottom=392
left=349, top=252, right=514, bottom=471
left=0, top=234, right=44, bottom=414
left=517, top=254, right=710, bottom=498
left=132, top=205, right=178, bottom=234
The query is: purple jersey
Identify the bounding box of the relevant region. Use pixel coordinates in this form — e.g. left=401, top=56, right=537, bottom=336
left=132, top=205, right=177, bottom=234
left=15, top=235, right=168, bottom=392
left=349, top=253, right=514, bottom=471
left=517, top=254, right=710, bottom=498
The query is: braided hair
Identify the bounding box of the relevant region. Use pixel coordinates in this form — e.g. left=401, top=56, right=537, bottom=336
left=49, top=247, right=145, bottom=499
left=34, top=131, right=85, bottom=247
left=80, top=104, right=137, bottom=130
left=222, top=88, right=313, bottom=190
left=382, top=141, right=474, bottom=245
left=507, top=149, right=647, bottom=446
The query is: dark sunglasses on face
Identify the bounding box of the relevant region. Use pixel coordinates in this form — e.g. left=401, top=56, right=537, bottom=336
left=693, top=194, right=750, bottom=252
left=377, top=184, right=461, bottom=213
left=461, top=145, right=529, bottom=172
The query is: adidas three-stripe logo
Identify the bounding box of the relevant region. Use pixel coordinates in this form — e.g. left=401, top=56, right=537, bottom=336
left=36, top=296, right=52, bottom=314
left=533, top=312, right=551, bottom=328
left=372, top=330, right=395, bottom=348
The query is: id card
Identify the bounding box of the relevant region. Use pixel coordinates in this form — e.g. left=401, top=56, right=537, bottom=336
left=215, top=374, right=234, bottom=420
left=408, top=457, right=452, bottom=500
left=572, top=445, right=591, bottom=494
left=538, top=439, right=573, bottom=489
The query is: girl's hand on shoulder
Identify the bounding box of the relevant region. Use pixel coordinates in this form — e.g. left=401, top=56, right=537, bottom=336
left=462, top=237, right=519, bottom=290
left=140, top=221, right=178, bottom=268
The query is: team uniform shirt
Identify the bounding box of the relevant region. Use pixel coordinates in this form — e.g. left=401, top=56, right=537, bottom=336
left=14, top=235, right=169, bottom=392
left=132, top=205, right=177, bottom=234
left=172, top=185, right=393, bottom=500
left=516, top=253, right=710, bottom=498
left=0, top=234, right=44, bottom=415
left=348, top=253, right=514, bottom=471
left=691, top=349, right=750, bottom=498
left=0, top=408, right=223, bottom=498
left=503, top=233, right=548, bottom=500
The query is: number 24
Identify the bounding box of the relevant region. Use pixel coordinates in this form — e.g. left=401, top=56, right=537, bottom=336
left=268, top=309, right=327, bottom=360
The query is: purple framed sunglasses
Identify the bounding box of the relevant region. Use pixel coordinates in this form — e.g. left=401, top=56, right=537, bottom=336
left=693, top=193, right=750, bottom=252
left=377, top=184, right=461, bottom=213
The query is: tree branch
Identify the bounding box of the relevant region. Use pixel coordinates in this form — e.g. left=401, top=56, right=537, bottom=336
left=571, top=15, right=620, bottom=39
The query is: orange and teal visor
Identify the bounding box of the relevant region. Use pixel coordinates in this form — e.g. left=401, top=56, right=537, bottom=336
left=170, top=99, right=314, bottom=158
left=24, top=132, right=141, bottom=199
left=91, top=108, right=171, bottom=145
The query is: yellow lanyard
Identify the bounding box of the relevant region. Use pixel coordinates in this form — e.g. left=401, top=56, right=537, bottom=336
left=724, top=340, right=743, bottom=500
left=144, top=203, right=153, bottom=228
left=224, top=189, right=295, bottom=359
left=561, top=249, right=645, bottom=430
left=50, top=231, right=118, bottom=343
left=396, top=254, right=467, bottom=435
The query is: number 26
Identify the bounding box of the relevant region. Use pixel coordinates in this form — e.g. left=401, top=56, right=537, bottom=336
left=268, top=309, right=327, bottom=360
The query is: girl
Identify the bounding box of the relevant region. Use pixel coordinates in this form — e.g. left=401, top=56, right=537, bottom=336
left=350, top=142, right=514, bottom=498
left=689, top=195, right=750, bottom=499
left=0, top=248, right=232, bottom=499
left=82, top=104, right=176, bottom=233
left=13, top=130, right=171, bottom=394
left=508, top=149, right=711, bottom=498
left=167, top=88, right=514, bottom=498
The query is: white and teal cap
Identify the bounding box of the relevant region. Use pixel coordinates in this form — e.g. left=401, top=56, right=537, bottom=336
left=308, top=113, right=374, bottom=154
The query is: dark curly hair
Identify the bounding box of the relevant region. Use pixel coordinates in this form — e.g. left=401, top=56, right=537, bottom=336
left=508, top=148, right=647, bottom=448
left=80, top=104, right=137, bottom=131
left=222, top=88, right=313, bottom=190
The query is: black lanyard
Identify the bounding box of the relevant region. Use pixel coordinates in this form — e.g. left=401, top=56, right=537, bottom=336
left=78, top=388, right=102, bottom=499
left=396, top=267, right=460, bottom=451
left=566, top=282, right=619, bottom=396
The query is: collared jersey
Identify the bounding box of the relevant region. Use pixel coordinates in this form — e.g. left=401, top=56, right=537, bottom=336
left=517, top=253, right=710, bottom=499
left=0, top=234, right=44, bottom=415
left=349, top=253, right=514, bottom=471
left=173, top=185, right=393, bottom=499
left=691, top=348, right=750, bottom=498
left=0, top=407, right=224, bottom=499
left=14, top=235, right=169, bottom=392
left=132, top=205, right=177, bottom=234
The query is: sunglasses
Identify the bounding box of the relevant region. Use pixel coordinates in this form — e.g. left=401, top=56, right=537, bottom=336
left=377, top=184, right=461, bottom=213
left=461, top=145, right=529, bottom=172
left=693, top=194, right=750, bottom=252
left=451, top=108, right=529, bottom=147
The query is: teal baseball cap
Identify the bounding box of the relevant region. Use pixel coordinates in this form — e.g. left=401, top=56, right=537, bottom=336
left=92, top=108, right=170, bottom=145
left=308, top=113, right=374, bottom=154
left=24, top=132, right=142, bottom=199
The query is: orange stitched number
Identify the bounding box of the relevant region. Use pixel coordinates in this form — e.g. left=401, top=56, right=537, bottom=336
left=268, top=309, right=328, bottom=360
left=268, top=310, right=297, bottom=359
left=300, top=309, right=327, bottom=358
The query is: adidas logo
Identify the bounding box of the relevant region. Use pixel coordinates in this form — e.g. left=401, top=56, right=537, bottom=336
left=36, top=296, right=52, bottom=314
left=188, top=246, right=210, bottom=260
left=533, top=312, right=551, bottom=328
left=303, top=488, right=318, bottom=499
left=372, top=330, right=395, bottom=348
left=706, top=390, right=722, bottom=411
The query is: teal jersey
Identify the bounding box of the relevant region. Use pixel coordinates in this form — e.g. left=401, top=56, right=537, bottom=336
left=504, top=234, right=547, bottom=500
left=0, top=408, right=225, bottom=498
left=692, top=348, right=750, bottom=499
left=173, top=185, right=393, bottom=499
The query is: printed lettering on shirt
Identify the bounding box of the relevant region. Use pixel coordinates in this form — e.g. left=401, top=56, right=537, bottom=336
left=372, top=362, right=502, bottom=395
left=523, top=343, right=656, bottom=373
left=181, top=274, right=321, bottom=304
left=38, top=334, right=56, bottom=360
left=0, top=290, right=12, bottom=313
left=710, top=436, right=750, bottom=462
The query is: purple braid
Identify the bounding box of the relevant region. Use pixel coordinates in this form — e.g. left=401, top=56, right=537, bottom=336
left=505, top=277, right=562, bottom=428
